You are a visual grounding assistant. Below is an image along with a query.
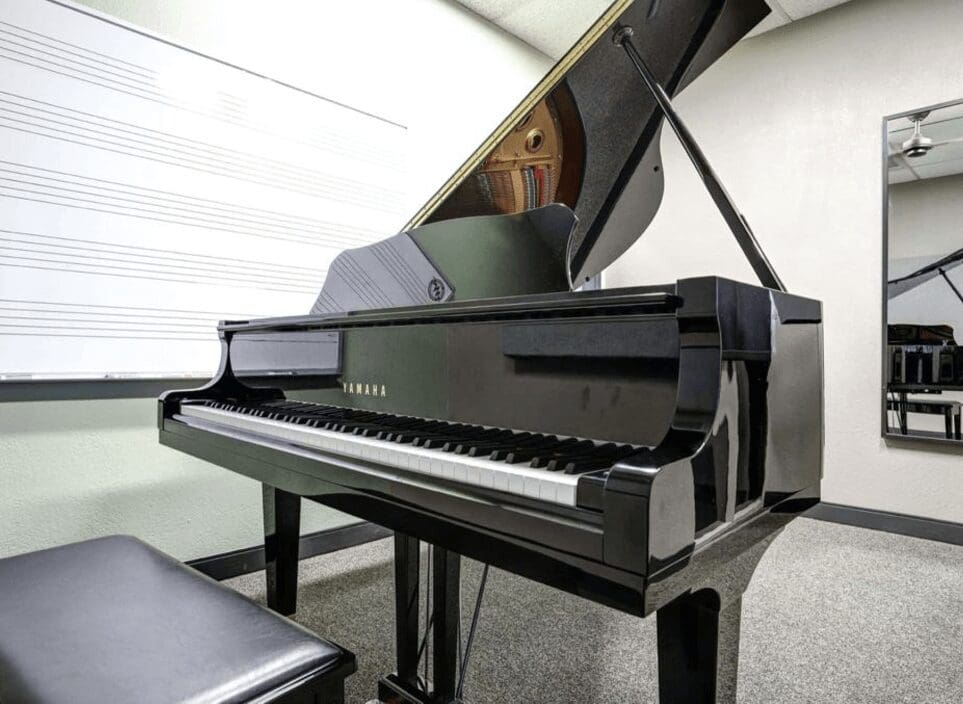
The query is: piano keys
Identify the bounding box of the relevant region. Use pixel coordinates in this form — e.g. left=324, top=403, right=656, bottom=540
left=178, top=399, right=599, bottom=506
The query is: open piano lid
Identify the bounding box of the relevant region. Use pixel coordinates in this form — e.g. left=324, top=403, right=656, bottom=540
left=406, top=0, right=771, bottom=286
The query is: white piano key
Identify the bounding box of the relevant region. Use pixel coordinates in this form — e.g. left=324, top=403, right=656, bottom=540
left=509, top=474, right=525, bottom=496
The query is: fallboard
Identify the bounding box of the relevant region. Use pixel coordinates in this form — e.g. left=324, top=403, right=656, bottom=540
left=225, top=288, right=681, bottom=446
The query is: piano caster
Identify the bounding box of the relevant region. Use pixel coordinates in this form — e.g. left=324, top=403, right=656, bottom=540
left=376, top=676, right=469, bottom=704
left=376, top=674, right=434, bottom=704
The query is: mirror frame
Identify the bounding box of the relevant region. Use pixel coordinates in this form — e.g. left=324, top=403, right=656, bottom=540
left=881, top=97, right=963, bottom=448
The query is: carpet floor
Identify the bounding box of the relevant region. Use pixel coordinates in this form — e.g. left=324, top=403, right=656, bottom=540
left=226, top=518, right=963, bottom=703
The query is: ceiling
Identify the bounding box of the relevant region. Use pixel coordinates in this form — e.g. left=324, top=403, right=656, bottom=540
left=454, top=0, right=855, bottom=59
left=747, top=0, right=854, bottom=38
left=888, top=105, right=963, bottom=184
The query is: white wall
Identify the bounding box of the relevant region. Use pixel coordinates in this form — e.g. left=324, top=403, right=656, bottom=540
left=890, top=173, right=963, bottom=259
left=73, top=0, right=554, bottom=216
left=0, top=0, right=552, bottom=560
left=606, top=0, right=963, bottom=522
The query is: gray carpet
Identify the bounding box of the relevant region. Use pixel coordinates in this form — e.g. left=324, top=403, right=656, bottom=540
left=226, top=518, right=963, bottom=703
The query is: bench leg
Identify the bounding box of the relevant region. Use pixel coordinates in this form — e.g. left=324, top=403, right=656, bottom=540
left=315, top=678, right=345, bottom=704
left=263, top=483, right=301, bottom=616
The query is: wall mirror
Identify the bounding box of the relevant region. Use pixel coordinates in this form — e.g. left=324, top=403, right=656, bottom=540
left=884, top=100, right=963, bottom=445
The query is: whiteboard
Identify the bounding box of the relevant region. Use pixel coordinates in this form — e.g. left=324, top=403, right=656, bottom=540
left=0, top=0, right=406, bottom=380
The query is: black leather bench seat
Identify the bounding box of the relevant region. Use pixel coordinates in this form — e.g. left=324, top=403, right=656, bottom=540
left=0, top=535, right=354, bottom=704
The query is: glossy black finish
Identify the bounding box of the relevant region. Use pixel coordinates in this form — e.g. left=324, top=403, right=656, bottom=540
left=431, top=547, right=461, bottom=703
left=657, top=592, right=742, bottom=704
left=378, top=543, right=464, bottom=704
left=263, top=484, right=301, bottom=616
left=159, top=275, right=822, bottom=703
left=653, top=530, right=775, bottom=704
left=394, top=534, right=421, bottom=688
left=160, top=278, right=822, bottom=604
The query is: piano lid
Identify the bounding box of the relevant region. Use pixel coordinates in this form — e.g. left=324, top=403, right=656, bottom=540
left=405, top=0, right=770, bottom=285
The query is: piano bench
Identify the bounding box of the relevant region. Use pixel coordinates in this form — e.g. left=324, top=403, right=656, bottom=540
left=0, top=535, right=355, bottom=704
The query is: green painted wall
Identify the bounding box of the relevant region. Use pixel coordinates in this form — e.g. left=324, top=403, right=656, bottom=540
left=0, top=398, right=347, bottom=559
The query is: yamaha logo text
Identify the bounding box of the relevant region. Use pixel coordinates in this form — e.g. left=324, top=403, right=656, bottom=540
left=343, top=381, right=387, bottom=397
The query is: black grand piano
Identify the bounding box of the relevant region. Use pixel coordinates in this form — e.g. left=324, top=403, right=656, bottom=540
left=159, top=1, right=824, bottom=702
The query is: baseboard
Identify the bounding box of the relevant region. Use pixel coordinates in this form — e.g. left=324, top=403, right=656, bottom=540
left=188, top=521, right=393, bottom=581
left=806, top=502, right=963, bottom=546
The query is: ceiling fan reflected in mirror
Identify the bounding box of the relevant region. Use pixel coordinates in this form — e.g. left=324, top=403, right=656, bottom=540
left=895, top=111, right=963, bottom=159
left=901, top=112, right=933, bottom=158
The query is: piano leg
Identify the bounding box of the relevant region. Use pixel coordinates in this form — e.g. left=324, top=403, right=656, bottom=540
left=656, top=588, right=742, bottom=704
left=262, top=484, right=301, bottom=616
left=431, top=546, right=461, bottom=703
left=394, top=534, right=421, bottom=688
left=653, top=525, right=783, bottom=704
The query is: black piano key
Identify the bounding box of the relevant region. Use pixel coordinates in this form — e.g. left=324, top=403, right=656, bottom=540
left=543, top=452, right=593, bottom=471
left=412, top=421, right=477, bottom=449
left=544, top=442, right=620, bottom=472
left=414, top=430, right=472, bottom=448
left=416, top=437, right=455, bottom=449
left=560, top=457, right=620, bottom=474
left=494, top=437, right=569, bottom=464
left=487, top=438, right=548, bottom=462
left=464, top=428, right=516, bottom=445
left=530, top=440, right=598, bottom=469
left=347, top=415, right=399, bottom=435
left=373, top=415, right=421, bottom=429
left=454, top=431, right=537, bottom=456
left=366, top=419, right=423, bottom=440
left=419, top=425, right=495, bottom=450
left=559, top=445, right=638, bottom=474
left=325, top=421, right=364, bottom=432
left=393, top=420, right=462, bottom=444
